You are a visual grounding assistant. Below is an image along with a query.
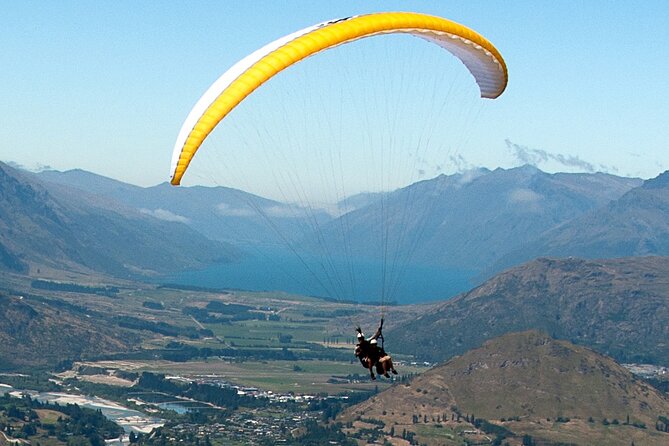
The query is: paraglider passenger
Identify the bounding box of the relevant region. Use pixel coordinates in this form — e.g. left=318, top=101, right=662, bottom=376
left=355, top=319, right=398, bottom=379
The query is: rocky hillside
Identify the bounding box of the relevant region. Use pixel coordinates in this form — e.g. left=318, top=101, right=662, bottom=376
left=341, top=331, right=669, bottom=446
left=389, top=256, right=669, bottom=365
left=0, top=291, right=139, bottom=369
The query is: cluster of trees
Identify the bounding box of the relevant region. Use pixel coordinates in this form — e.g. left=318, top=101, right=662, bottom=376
left=96, top=340, right=346, bottom=363
left=133, top=427, right=213, bottom=446
left=115, top=315, right=212, bottom=338
left=161, top=342, right=301, bottom=362
left=295, top=420, right=356, bottom=446
left=406, top=406, right=514, bottom=445
left=157, top=283, right=230, bottom=294
left=599, top=416, right=646, bottom=429
left=31, top=279, right=119, bottom=296
left=472, top=417, right=514, bottom=443
left=657, top=415, right=669, bottom=432
left=0, top=372, right=61, bottom=392
left=26, top=292, right=92, bottom=316
left=306, top=389, right=377, bottom=423
left=182, top=302, right=267, bottom=324
left=398, top=427, right=417, bottom=444
left=150, top=338, right=351, bottom=363
left=357, top=417, right=390, bottom=443
left=409, top=411, right=480, bottom=424
left=304, top=308, right=356, bottom=319
left=205, top=301, right=254, bottom=313
left=142, top=301, right=164, bottom=310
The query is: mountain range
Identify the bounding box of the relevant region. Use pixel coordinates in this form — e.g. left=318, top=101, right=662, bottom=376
left=32, top=164, right=665, bottom=282
left=317, top=165, right=642, bottom=272
left=496, top=170, right=669, bottom=270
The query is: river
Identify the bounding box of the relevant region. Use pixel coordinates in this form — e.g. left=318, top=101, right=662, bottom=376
left=2, top=384, right=164, bottom=435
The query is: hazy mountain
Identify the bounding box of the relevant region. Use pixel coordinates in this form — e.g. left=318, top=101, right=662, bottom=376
left=316, top=165, right=641, bottom=271
left=342, top=331, right=669, bottom=446
left=0, top=162, right=233, bottom=278
left=335, top=191, right=387, bottom=214
left=497, top=170, right=669, bottom=269
left=37, top=168, right=332, bottom=247
left=388, top=256, right=669, bottom=365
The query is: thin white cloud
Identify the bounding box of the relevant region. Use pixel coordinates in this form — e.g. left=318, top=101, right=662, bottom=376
left=457, top=168, right=487, bottom=187
left=449, top=154, right=475, bottom=172
left=5, top=161, right=54, bottom=172
left=509, top=188, right=542, bottom=204
left=505, top=139, right=605, bottom=172
left=140, top=208, right=189, bottom=223
left=215, top=203, right=255, bottom=217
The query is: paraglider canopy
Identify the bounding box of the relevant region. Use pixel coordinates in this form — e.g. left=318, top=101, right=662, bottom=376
left=167, top=10, right=509, bottom=306
left=169, top=11, right=508, bottom=186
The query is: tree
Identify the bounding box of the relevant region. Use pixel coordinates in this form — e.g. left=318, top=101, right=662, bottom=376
left=89, top=434, right=105, bottom=446
left=22, top=422, right=37, bottom=436
left=7, top=405, right=23, bottom=419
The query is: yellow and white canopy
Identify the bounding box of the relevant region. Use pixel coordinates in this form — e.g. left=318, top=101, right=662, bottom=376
left=170, top=11, right=508, bottom=185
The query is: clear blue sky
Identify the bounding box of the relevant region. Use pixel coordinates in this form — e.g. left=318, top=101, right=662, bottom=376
left=1, top=1, right=668, bottom=190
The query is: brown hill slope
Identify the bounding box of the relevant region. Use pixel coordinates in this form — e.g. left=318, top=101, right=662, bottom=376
left=389, top=256, right=669, bottom=365
left=0, top=291, right=139, bottom=369
left=341, top=331, right=669, bottom=446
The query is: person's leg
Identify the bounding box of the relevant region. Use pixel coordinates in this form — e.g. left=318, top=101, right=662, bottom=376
left=375, top=357, right=387, bottom=378
left=387, top=357, right=398, bottom=374
left=367, top=358, right=376, bottom=379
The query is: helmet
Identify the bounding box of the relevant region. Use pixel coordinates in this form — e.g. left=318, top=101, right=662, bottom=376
left=370, top=339, right=378, bottom=345
left=357, top=333, right=364, bottom=340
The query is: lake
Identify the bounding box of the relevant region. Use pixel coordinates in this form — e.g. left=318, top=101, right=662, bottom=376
left=166, top=248, right=477, bottom=304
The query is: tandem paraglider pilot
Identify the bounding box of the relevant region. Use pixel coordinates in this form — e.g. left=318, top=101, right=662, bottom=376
left=354, top=318, right=398, bottom=380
